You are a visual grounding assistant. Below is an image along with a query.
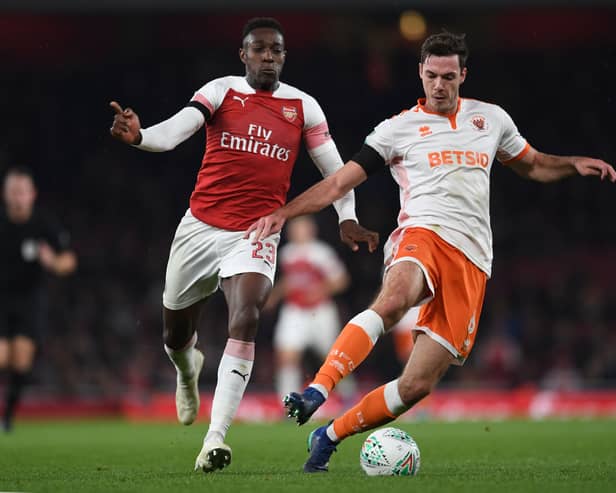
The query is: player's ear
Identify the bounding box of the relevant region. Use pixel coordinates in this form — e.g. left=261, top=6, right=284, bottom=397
left=460, top=66, right=467, bottom=84
left=239, top=47, right=247, bottom=65
left=418, top=63, right=423, bottom=79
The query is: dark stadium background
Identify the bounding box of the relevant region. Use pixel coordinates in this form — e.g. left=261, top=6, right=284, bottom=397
left=1, top=1, right=615, bottom=411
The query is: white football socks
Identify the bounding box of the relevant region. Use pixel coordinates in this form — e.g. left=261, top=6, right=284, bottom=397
left=205, top=338, right=255, bottom=443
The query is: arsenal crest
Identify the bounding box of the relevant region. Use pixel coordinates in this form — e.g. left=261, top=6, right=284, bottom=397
left=282, top=106, right=297, bottom=122
left=470, top=115, right=488, bottom=131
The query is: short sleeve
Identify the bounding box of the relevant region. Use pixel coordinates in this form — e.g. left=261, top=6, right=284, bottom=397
left=496, top=107, right=530, bottom=164
left=364, top=119, right=396, bottom=164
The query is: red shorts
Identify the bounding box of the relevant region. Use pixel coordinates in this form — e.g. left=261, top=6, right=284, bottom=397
left=386, top=227, right=487, bottom=364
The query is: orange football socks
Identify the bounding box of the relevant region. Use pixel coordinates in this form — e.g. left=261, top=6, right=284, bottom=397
left=331, top=384, right=396, bottom=440
left=312, top=309, right=384, bottom=394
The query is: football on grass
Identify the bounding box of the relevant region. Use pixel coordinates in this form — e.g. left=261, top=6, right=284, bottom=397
left=359, top=427, right=420, bottom=476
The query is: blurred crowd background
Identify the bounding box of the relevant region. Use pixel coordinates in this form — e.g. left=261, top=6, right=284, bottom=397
left=1, top=1, right=615, bottom=400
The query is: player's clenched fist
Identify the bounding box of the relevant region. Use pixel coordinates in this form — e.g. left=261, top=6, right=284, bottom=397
left=109, top=101, right=142, bottom=145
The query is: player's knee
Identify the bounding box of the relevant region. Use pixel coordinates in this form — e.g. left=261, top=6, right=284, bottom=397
left=228, top=305, right=260, bottom=340
left=276, top=349, right=301, bottom=367
left=373, top=297, right=411, bottom=329
left=162, top=318, right=193, bottom=349
left=397, top=377, right=433, bottom=406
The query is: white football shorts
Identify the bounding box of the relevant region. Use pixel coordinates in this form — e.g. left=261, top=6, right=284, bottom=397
left=273, top=301, right=340, bottom=356
left=163, top=209, right=280, bottom=310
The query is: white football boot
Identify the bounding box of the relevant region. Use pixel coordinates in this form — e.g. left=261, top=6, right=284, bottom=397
left=194, top=437, right=232, bottom=472
left=176, top=349, right=204, bottom=425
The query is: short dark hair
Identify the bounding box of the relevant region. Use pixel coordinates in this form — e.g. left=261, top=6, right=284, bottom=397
left=242, top=17, right=284, bottom=44
left=4, top=165, right=34, bottom=184
left=420, top=31, right=469, bottom=69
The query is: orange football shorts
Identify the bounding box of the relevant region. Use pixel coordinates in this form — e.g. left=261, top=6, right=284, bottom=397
left=386, top=227, right=487, bottom=364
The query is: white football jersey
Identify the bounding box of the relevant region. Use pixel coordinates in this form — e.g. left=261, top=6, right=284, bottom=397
left=366, top=98, right=529, bottom=277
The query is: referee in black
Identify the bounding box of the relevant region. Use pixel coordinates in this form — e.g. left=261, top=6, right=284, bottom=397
left=1, top=166, right=77, bottom=431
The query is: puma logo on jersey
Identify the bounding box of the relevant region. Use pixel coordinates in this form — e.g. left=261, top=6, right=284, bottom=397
left=231, top=369, right=249, bottom=381
left=233, top=95, right=249, bottom=107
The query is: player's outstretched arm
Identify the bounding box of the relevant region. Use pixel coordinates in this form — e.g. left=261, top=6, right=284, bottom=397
left=109, top=101, right=205, bottom=152
left=508, top=146, right=616, bottom=183
left=306, top=136, right=379, bottom=251
left=245, top=161, right=368, bottom=242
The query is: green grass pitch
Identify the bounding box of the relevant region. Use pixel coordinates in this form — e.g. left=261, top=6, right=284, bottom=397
left=1, top=419, right=615, bottom=493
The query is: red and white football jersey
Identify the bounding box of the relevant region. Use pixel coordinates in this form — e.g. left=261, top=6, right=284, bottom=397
left=188, top=76, right=332, bottom=231
left=279, top=240, right=347, bottom=309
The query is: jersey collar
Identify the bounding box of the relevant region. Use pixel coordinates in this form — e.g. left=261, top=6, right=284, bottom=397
left=416, top=97, right=461, bottom=130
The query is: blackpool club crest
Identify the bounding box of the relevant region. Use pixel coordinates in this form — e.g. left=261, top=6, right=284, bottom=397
left=282, top=105, right=297, bottom=122
left=470, top=114, right=488, bottom=131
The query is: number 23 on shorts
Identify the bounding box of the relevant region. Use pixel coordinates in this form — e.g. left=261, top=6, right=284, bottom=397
left=252, top=241, right=276, bottom=264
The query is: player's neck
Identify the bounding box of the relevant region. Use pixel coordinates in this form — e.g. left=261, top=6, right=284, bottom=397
left=423, top=98, right=459, bottom=116
left=245, top=76, right=279, bottom=93
left=6, top=207, right=32, bottom=223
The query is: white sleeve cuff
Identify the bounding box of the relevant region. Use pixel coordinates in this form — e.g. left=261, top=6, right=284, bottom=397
left=308, top=141, right=358, bottom=223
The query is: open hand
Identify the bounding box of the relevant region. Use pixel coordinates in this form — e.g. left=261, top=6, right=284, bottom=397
left=574, top=157, right=616, bottom=182
left=339, top=220, right=379, bottom=253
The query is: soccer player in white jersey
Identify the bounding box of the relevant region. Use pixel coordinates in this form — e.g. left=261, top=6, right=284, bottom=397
left=109, top=17, right=378, bottom=473
left=268, top=215, right=350, bottom=400
left=246, top=31, right=616, bottom=472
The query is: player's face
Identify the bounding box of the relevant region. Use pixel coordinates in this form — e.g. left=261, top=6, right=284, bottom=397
left=419, top=55, right=467, bottom=115
left=287, top=216, right=317, bottom=243
left=240, top=28, right=286, bottom=91
left=3, top=174, right=37, bottom=221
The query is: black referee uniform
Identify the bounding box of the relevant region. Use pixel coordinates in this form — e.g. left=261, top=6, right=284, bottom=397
left=0, top=207, right=72, bottom=429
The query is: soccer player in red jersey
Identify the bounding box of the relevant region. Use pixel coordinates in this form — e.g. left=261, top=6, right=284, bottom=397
left=109, top=17, right=377, bottom=472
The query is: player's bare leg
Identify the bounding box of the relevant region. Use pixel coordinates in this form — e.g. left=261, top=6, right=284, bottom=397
left=163, top=300, right=206, bottom=426
left=195, top=273, right=271, bottom=473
